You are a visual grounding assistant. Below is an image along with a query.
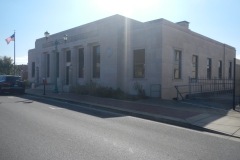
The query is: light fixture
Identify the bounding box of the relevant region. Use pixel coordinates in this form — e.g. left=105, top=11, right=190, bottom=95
left=63, top=34, right=68, bottom=43
left=44, top=31, right=50, bottom=40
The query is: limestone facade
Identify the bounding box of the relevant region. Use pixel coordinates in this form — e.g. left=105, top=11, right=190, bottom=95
left=28, top=15, right=236, bottom=99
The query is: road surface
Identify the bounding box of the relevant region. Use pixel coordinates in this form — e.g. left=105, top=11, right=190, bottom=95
left=0, top=95, right=239, bottom=160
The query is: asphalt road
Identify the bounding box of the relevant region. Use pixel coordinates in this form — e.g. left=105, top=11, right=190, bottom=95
left=0, top=95, right=239, bottom=160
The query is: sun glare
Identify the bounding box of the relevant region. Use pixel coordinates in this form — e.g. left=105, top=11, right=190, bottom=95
left=94, top=0, right=158, bottom=16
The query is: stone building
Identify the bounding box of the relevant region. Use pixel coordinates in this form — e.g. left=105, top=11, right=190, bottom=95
left=28, top=14, right=236, bottom=99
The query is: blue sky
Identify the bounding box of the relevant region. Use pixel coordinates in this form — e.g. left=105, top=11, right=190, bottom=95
left=0, top=0, right=239, bottom=64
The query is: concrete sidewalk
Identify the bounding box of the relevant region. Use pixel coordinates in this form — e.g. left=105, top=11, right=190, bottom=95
left=25, top=88, right=240, bottom=138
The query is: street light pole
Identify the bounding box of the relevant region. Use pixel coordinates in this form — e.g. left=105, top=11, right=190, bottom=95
left=44, top=31, right=68, bottom=94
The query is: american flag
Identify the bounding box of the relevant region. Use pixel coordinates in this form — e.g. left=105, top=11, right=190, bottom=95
left=5, top=33, right=15, bottom=44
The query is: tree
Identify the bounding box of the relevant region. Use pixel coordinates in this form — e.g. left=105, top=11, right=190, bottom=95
left=0, top=56, right=14, bottom=75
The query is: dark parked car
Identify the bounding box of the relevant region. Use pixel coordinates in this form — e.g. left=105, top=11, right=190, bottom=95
left=0, top=75, right=25, bottom=94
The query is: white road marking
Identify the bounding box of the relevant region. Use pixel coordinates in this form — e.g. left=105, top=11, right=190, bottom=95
left=48, top=106, right=62, bottom=110
left=7, top=96, right=14, bottom=98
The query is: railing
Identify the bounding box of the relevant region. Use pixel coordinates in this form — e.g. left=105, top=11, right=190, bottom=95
left=189, top=78, right=233, bottom=94
left=175, top=85, right=186, bottom=100
left=233, top=58, right=240, bottom=109
left=175, top=77, right=233, bottom=100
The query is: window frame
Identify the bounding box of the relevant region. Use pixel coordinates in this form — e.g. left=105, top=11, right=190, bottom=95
left=133, top=49, right=145, bottom=78
left=207, top=58, right=212, bottom=79
left=92, top=45, right=100, bottom=78
left=66, top=50, right=71, bottom=63
left=78, top=48, right=84, bottom=78
left=31, top=62, right=35, bottom=78
left=218, top=60, right=222, bottom=79
left=173, top=50, right=182, bottom=80
left=228, top=61, right=232, bottom=79
left=192, top=55, right=198, bottom=79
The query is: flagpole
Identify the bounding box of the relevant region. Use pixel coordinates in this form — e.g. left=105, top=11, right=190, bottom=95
left=14, top=30, right=15, bottom=75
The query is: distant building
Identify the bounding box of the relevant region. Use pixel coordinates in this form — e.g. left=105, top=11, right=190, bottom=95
left=28, top=15, right=236, bottom=99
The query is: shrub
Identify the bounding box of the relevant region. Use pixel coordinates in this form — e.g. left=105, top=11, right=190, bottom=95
left=133, top=82, right=146, bottom=99
left=71, top=82, right=129, bottom=99
left=71, top=81, right=147, bottom=100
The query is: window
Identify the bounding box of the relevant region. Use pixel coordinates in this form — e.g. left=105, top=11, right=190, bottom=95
left=78, top=48, right=84, bottom=78
left=174, top=50, right=182, bottom=79
left=31, top=62, right=35, bottom=77
left=207, top=58, right=212, bottom=79
left=66, top=66, right=69, bottom=85
left=229, top=62, right=232, bottom=79
left=66, top=50, right=71, bottom=62
left=92, top=46, right=100, bottom=78
left=56, top=52, right=59, bottom=78
left=133, top=49, right=145, bottom=78
left=192, top=55, right=198, bottom=79
left=47, top=54, right=50, bottom=77
left=218, top=60, right=222, bottom=79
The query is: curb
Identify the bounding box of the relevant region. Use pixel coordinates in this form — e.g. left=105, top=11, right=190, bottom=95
left=25, top=93, right=239, bottom=138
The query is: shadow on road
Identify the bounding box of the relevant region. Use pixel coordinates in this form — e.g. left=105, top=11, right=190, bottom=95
left=6, top=88, right=240, bottom=138
left=14, top=94, right=126, bottom=119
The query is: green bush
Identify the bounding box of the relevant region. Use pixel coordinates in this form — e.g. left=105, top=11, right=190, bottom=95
left=71, top=81, right=148, bottom=100
left=71, top=82, right=129, bottom=99
left=111, top=88, right=126, bottom=99
left=95, top=86, right=113, bottom=97
left=70, top=84, right=89, bottom=95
